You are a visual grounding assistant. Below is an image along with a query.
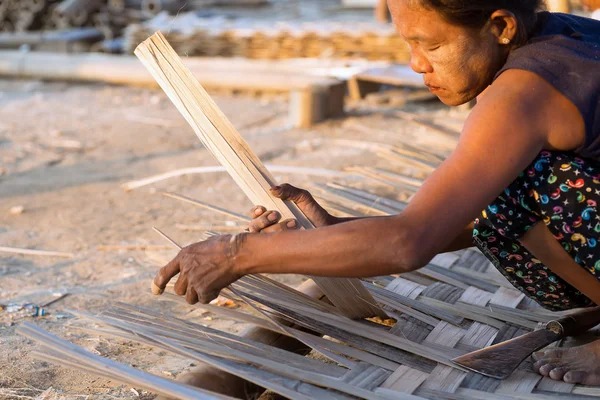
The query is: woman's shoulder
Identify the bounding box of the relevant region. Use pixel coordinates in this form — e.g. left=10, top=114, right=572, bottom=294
left=494, top=12, right=600, bottom=157
left=532, top=11, right=600, bottom=42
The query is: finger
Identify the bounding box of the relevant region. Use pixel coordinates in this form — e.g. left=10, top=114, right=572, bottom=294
left=153, top=254, right=181, bottom=295
left=271, top=184, right=313, bottom=207
left=248, top=210, right=281, bottom=233
left=248, top=205, right=266, bottom=219
left=173, top=276, right=188, bottom=296
left=199, top=291, right=220, bottom=304
left=186, top=285, right=199, bottom=305
left=261, top=219, right=298, bottom=233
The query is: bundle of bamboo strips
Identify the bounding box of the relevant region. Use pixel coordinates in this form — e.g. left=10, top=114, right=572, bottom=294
left=134, top=31, right=386, bottom=320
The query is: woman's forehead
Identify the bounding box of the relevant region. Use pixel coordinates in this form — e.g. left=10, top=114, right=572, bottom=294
left=389, top=0, right=461, bottom=41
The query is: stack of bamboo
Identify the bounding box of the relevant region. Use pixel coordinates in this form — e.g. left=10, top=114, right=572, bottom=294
left=124, top=17, right=411, bottom=61
left=0, top=0, right=187, bottom=38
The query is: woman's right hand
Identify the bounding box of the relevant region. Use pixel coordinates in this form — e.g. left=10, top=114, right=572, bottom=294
left=247, top=183, right=337, bottom=233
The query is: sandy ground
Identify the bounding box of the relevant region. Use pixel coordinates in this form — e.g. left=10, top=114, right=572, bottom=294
left=0, top=78, right=466, bottom=399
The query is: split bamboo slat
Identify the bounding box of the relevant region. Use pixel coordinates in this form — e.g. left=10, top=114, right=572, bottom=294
left=133, top=31, right=386, bottom=320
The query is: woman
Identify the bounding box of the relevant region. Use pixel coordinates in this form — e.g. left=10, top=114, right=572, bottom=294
left=155, top=0, right=600, bottom=384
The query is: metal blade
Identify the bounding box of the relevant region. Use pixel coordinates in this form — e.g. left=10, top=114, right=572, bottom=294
left=452, top=328, right=562, bottom=379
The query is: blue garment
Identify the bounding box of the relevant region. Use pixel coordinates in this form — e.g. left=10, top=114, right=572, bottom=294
left=495, top=12, right=600, bottom=158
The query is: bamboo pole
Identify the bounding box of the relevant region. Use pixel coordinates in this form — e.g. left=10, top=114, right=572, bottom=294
left=134, top=31, right=386, bottom=320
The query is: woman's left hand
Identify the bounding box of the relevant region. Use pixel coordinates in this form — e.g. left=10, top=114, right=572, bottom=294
left=152, top=234, right=247, bottom=304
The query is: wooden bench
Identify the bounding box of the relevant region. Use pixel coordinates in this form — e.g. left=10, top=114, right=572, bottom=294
left=348, top=64, right=425, bottom=100
left=0, top=51, right=345, bottom=128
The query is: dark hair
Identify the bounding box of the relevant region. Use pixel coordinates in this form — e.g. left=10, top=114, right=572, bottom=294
left=417, top=0, right=544, bottom=45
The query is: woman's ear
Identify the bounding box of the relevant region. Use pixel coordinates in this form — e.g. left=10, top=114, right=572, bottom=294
left=489, top=10, right=519, bottom=45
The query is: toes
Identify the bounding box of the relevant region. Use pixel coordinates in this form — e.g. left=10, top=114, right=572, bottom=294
left=533, top=358, right=563, bottom=373
left=533, top=347, right=565, bottom=361
left=549, top=367, right=568, bottom=381
left=564, top=371, right=600, bottom=386
left=539, top=363, right=557, bottom=377
left=564, top=370, right=587, bottom=384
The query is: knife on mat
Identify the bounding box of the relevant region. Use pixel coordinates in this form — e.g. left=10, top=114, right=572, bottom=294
left=452, top=306, right=600, bottom=379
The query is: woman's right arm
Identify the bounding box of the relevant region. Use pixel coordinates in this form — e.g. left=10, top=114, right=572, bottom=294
left=249, top=183, right=477, bottom=253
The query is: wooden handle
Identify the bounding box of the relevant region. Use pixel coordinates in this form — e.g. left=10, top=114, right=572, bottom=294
left=550, top=306, right=600, bottom=336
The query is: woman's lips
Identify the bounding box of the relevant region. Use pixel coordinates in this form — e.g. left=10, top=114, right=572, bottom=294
left=426, top=84, right=442, bottom=93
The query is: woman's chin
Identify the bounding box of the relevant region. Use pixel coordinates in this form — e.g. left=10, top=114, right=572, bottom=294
left=437, top=93, right=476, bottom=107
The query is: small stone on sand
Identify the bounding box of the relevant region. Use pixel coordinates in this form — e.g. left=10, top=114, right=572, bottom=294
left=10, top=205, right=24, bottom=215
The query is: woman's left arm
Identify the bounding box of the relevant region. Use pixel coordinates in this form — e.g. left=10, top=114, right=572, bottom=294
left=155, top=70, right=570, bottom=304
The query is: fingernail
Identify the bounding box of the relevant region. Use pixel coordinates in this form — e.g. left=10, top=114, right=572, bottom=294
left=287, top=220, right=297, bottom=228
left=254, top=208, right=262, bottom=215
left=268, top=212, right=278, bottom=221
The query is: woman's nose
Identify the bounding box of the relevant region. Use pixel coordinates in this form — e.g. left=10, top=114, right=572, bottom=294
left=410, top=52, right=433, bottom=74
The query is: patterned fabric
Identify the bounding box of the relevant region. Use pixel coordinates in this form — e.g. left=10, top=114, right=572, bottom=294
left=473, top=151, right=600, bottom=311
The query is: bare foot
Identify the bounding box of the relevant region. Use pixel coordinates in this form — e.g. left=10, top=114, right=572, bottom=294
left=533, top=339, right=600, bottom=385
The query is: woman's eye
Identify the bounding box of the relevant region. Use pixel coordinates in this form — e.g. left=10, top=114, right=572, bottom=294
left=428, top=45, right=441, bottom=52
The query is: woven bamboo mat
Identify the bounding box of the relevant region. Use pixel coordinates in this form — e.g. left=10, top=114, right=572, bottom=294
left=19, top=246, right=600, bottom=399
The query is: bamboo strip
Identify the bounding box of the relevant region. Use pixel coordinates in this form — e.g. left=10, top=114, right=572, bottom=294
left=86, top=314, right=397, bottom=400
left=121, top=165, right=360, bottom=191
left=17, top=323, right=230, bottom=400
left=233, top=286, right=464, bottom=367
left=188, top=302, right=401, bottom=371
left=365, top=282, right=464, bottom=326
left=134, top=31, right=385, bottom=320
left=0, top=246, right=75, bottom=258
left=163, top=192, right=251, bottom=222
left=418, top=297, right=505, bottom=329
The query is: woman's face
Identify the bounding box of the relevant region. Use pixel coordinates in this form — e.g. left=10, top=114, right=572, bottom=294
left=389, top=0, right=506, bottom=106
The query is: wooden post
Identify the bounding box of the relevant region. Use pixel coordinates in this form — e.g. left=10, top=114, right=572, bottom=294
left=375, top=0, right=390, bottom=23
left=348, top=76, right=382, bottom=101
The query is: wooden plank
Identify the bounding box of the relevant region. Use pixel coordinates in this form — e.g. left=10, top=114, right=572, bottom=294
left=354, top=65, right=425, bottom=88
left=134, top=31, right=385, bottom=320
